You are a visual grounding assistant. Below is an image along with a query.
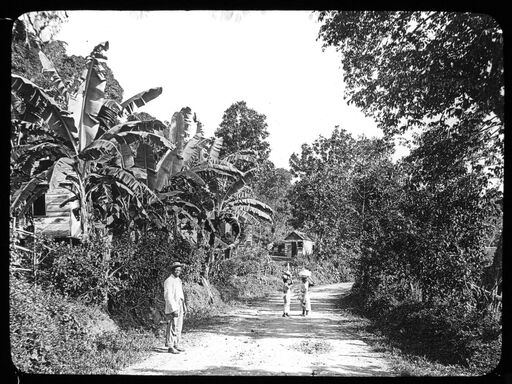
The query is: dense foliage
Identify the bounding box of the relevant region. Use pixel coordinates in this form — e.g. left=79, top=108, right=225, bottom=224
left=307, top=11, right=503, bottom=370
left=10, top=270, right=158, bottom=374
left=215, top=100, right=271, bottom=165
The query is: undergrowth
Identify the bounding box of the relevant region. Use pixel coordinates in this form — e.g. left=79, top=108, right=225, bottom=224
left=339, top=289, right=502, bottom=376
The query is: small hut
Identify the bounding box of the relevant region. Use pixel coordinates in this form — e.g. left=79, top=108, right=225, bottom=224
left=32, top=164, right=81, bottom=240
left=283, top=230, right=314, bottom=258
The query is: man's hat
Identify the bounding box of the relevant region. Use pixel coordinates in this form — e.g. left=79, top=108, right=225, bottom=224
left=170, top=261, right=185, bottom=270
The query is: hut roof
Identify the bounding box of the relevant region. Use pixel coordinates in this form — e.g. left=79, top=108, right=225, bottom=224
left=284, top=230, right=314, bottom=242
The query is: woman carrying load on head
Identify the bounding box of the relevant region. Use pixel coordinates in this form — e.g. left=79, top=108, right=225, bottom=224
left=299, top=269, right=313, bottom=317
left=282, top=271, right=293, bottom=317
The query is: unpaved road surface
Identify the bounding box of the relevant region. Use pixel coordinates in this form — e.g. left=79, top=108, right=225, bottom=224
left=120, top=283, right=393, bottom=376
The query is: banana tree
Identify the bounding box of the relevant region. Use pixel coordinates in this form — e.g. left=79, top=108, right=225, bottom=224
left=11, top=41, right=167, bottom=241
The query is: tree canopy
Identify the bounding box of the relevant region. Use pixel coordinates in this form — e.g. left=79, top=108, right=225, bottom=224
left=317, top=12, right=504, bottom=179
left=214, top=101, right=271, bottom=165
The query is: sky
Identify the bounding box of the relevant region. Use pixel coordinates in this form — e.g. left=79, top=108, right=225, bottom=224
left=54, top=11, right=385, bottom=169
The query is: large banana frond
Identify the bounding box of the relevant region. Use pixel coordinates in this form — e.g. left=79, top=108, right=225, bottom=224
left=154, top=148, right=183, bottom=191
left=118, top=143, right=134, bottom=169
left=222, top=149, right=258, bottom=165
left=88, top=166, right=161, bottom=206
left=97, top=100, right=123, bottom=136
left=181, top=106, right=199, bottom=138
left=121, top=87, right=163, bottom=115
left=157, top=190, right=183, bottom=199
left=168, top=111, right=186, bottom=151
left=182, top=134, right=204, bottom=168
left=101, top=119, right=168, bottom=138
left=209, top=137, right=223, bottom=161
left=79, top=139, right=120, bottom=162
left=193, top=161, right=244, bottom=179
left=38, top=50, right=69, bottom=101
left=223, top=178, right=251, bottom=203
left=11, top=75, right=78, bottom=154
left=105, top=130, right=174, bottom=151
left=231, top=205, right=274, bottom=224
left=229, top=198, right=274, bottom=224
left=172, top=169, right=206, bottom=188
left=14, top=142, right=74, bottom=175
left=134, top=143, right=156, bottom=189
left=68, top=41, right=109, bottom=151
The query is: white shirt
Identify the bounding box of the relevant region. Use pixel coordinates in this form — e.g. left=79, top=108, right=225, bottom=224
left=164, top=275, right=184, bottom=314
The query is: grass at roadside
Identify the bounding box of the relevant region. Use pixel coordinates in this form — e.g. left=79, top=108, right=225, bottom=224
left=336, top=292, right=474, bottom=376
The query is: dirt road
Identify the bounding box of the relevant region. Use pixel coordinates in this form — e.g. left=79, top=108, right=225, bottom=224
left=120, top=282, right=393, bottom=376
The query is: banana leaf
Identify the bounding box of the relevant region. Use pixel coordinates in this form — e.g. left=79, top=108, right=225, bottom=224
left=15, top=142, right=74, bottom=175
left=154, top=148, right=182, bottom=191
left=70, top=41, right=109, bottom=151
left=230, top=198, right=274, bottom=215
left=121, top=87, right=163, bottom=115
left=119, top=143, right=134, bottom=169
left=198, top=147, right=208, bottom=164
left=231, top=205, right=273, bottom=224
left=223, top=178, right=247, bottom=201
left=97, top=100, right=123, bottom=135
left=209, top=137, right=223, bottom=161
left=173, top=169, right=206, bottom=187
left=182, top=134, right=203, bottom=168
left=101, top=119, right=168, bottom=138
left=134, top=143, right=156, bottom=188
left=222, top=149, right=258, bottom=165
left=38, top=50, right=69, bottom=100
left=195, top=120, right=204, bottom=136
left=157, top=191, right=183, bottom=199
left=88, top=166, right=161, bottom=205
left=79, top=139, right=120, bottom=162
left=108, top=131, right=174, bottom=151
left=168, top=111, right=186, bottom=151
left=193, top=161, right=244, bottom=179
left=11, top=75, right=78, bottom=153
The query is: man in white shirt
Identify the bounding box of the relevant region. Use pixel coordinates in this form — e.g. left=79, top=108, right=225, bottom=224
left=164, top=262, right=188, bottom=354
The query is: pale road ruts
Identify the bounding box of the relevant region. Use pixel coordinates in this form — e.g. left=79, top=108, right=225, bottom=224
left=119, top=282, right=393, bottom=376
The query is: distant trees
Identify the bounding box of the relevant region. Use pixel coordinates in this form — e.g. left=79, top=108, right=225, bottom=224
left=253, top=163, right=293, bottom=243
left=288, top=128, right=394, bottom=265
left=215, top=101, right=271, bottom=166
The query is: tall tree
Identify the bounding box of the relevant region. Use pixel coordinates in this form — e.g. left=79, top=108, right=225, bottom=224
left=214, top=101, right=271, bottom=166
left=253, top=162, right=293, bottom=243
left=289, top=127, right=394, bottom=259
left=317, top=11, right=504, bottom=177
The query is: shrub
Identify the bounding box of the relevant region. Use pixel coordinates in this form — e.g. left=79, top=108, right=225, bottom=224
left=211, top=245, right=282, bottom=301
left=351, top=287, right=502, bottom=373
left=10, top=272, right=158, bottom=374
left=108, top=231, right=213, bottom=329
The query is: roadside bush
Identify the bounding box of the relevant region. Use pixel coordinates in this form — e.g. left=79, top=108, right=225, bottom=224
left=350, top=287, right=502, bottom=373
left=109, top=231, right=212, bottom=329
left=288, top=251, right=353, bottom=285
left=211, top=245, right=282, bottom=301
left=10, top=272, right=158, bottom=374
left=35, top=235, right=127, bottom=306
